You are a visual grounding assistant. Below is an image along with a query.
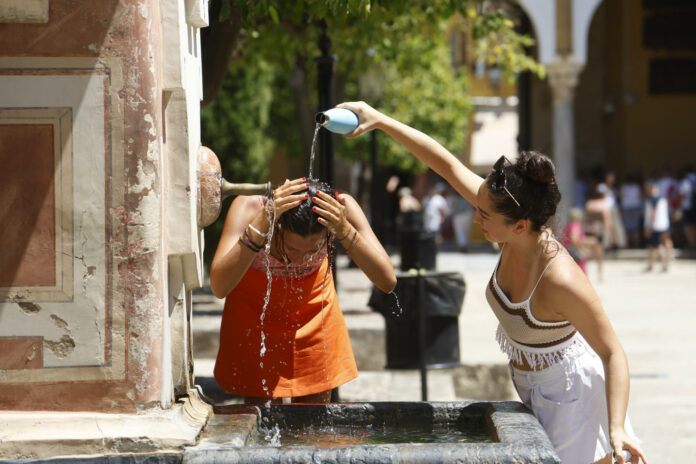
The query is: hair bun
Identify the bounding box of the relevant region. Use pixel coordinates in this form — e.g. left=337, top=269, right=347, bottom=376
left=517, top=151, right=555, bottom=184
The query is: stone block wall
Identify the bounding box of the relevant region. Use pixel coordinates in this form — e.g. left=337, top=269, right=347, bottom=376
left=0, top=0, right=207, bottom=413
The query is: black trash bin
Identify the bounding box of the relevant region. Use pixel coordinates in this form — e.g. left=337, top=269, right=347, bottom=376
left=399, top=229, right=437, bottom=271
left=369, top=271, right=465, bottom=369
left=397, top=211, right=437, bottom=271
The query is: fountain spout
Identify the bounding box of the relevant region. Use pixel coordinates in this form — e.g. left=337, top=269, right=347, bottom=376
left=197, top=145, right=272, bottom=228
left=221, top=179, right=271, bottom=201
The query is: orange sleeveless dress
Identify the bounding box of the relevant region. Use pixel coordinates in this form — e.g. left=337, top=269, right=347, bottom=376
left=214, top=248, right=358, bottom=398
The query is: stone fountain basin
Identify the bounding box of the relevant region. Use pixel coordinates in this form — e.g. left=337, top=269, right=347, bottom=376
left=185, top=401, right=560, bottom=463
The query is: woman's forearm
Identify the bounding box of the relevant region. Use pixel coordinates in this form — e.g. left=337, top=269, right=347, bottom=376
left=603, top=349, right=631, bottom=436
left=209, top=241, right=258, bottom=298
left=339, top=226, right=396, bottom=293
left=376, top=115, right=482, bottom=203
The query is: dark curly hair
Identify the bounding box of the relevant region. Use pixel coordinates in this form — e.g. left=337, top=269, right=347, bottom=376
left=486, top=151, right=562, bottom=232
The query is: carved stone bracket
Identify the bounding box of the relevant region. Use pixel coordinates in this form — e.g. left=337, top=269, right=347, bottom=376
left=546, top=62, right=584, bottom=101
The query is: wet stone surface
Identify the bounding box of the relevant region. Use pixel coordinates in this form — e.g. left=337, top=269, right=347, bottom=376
left=184, top=401, right=561, bottom=464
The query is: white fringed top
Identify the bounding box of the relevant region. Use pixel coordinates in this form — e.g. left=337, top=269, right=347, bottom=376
left=485, top=252, right=582, bottom=370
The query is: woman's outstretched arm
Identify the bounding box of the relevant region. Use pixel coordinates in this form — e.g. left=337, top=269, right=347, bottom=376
left=337, top=101, right=484, bottom=205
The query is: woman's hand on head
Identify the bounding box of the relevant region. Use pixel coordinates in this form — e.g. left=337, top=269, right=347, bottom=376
left=272, top=178, right=309, bottom=217
left=336, top=101, right=383, bottom=139
left=311, top=190, right=351, bottom=238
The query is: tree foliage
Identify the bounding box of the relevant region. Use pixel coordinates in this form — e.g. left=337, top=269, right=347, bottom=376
left=201, top=55, right=275, bottom=183
left=199, top=1, right=543, bottom=263
left=201, top=0, right=543, bottom=181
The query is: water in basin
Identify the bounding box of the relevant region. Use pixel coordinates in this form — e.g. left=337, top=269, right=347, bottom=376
left=254, top=422, right=493, bottom=447
left=247, top=402, right=495, bottom=448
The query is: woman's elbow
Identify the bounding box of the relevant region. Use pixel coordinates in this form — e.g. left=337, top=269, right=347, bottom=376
left=211, top=284, right=227, bottom=300
left=378, top=274, right=397, bottom=294
left=209, top=280, right=226, bottom=300
left=209, top=268, right=229, bottom=299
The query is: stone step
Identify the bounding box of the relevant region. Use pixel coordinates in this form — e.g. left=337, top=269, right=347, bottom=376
left=194, top=357, right=514, bottom=404
left=339, top=370, right=457, bottom=402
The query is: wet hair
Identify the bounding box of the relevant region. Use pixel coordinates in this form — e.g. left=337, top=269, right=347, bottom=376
left=273, top=179, right=334, bottom=263
left=275, top=179, right=334, bottom=236
left=486, top=151, right=562, bottom=232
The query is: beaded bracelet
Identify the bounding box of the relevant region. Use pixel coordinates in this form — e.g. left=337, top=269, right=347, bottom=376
left=238, top=237, right=261, bottom=253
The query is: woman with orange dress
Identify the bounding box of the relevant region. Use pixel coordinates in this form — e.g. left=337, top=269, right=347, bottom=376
left=210, top=178, right=396, bottom=404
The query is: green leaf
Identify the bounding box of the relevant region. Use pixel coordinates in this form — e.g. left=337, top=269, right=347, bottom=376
left=268, top=5, right=279, bottom=24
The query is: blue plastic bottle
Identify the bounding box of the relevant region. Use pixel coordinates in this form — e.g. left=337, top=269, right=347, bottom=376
left=315, top=108, right=359, bottom=135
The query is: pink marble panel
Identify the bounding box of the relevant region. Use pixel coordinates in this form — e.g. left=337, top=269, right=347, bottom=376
left=0, top=337, right=42, bottom=369
left=0, top=124, right=56, bottom=287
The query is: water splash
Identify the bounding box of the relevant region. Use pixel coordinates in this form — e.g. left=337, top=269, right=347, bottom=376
left=259, top=194, right=276, bottom=394
left=308, top=123, right=321, bottom=180
left=264, top=423, right=282, bottom=446
left=389, top=291, right=404, bottom=317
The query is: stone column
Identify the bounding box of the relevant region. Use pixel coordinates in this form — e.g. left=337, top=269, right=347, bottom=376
left=547, top=62, right=583, bottom=221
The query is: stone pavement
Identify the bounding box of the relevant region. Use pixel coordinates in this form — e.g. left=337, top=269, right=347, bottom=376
left=192, top=250, right=696, bottom=462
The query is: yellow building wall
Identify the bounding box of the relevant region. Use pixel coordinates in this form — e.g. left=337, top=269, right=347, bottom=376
left=577, top=0, right=696, bottom=179
left=528, top=0, right=696, bottom=182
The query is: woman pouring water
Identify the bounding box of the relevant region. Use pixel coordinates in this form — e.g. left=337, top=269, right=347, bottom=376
left=336, top=101, right=646, bottom=464
left=210, top=177, right=396, bottom=404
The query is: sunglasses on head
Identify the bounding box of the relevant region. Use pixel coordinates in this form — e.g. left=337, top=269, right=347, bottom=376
left=490, top=156, right=521, bottom=207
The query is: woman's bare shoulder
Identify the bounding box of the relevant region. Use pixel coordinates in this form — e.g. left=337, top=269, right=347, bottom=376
left=229, top=194, right=263, bottom=212
left=541, top=252, right=592, bottom=296
left=222, top=195, right=264, bottom=227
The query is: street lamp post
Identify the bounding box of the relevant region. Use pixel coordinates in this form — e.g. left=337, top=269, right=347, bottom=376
left=315, top=20, right=335, bottom=188
left=358, top=50, right=386, bottom=242
left=315, top=20, right=340, bottom=289
left=315, top=21, right=340, bottom=402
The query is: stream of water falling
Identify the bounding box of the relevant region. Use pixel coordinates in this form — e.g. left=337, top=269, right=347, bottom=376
left=306, top=123, right=333, bottom=395
left=258, top=195, right=277, bottom=395
left=308, top=123, right=321, bottom=180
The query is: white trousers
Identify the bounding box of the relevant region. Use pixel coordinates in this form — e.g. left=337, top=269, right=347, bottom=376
left=511, top=345, right=638, bottom=464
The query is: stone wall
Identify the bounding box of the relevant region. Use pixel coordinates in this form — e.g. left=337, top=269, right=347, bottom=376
left=0, top=0, right=207, bottom=413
